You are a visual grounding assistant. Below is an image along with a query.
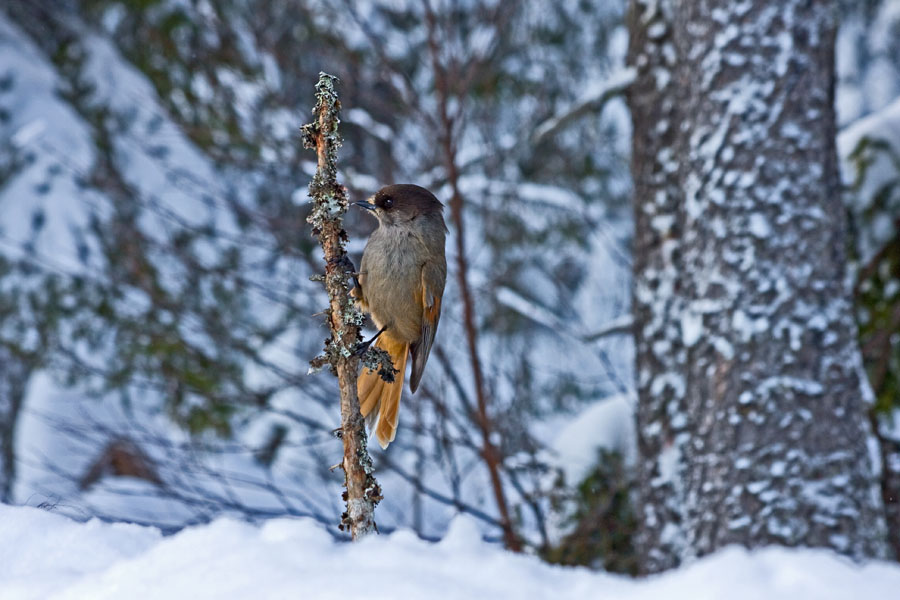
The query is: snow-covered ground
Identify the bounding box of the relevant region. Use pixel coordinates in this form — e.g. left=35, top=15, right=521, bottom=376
left=1, top=503, right=898, bottom=600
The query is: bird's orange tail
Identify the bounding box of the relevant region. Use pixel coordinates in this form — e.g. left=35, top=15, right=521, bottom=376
left=358, top=334, right=408, bottom=449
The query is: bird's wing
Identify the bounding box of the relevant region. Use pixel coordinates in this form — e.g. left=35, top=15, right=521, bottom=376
left=409, top=258, right=446, bottom=393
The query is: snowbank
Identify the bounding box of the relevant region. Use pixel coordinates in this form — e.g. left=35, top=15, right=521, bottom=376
left=551, top=393, right=636, bottom=486
left=1, top=504, right=898, bottom=600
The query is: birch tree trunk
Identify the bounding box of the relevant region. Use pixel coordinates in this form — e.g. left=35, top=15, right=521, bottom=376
left=627, top=0, right=890, bottom=573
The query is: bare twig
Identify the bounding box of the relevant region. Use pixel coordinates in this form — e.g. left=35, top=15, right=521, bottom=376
left=302, top=72, right=381, bottom=540
left=531, top=67, right=637, bottom=145
left=496, top=286, right=633, bottom=343
left=422, top=1, right=522, bottom=552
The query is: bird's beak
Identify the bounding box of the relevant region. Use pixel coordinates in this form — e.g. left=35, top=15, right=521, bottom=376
left=354, top=200, right=377, bottom=211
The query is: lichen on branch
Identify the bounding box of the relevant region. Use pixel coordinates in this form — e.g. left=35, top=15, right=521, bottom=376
left=302, top=72, right=382, bottom=539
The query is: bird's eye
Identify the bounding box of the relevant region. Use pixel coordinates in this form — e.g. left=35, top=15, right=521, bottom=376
left=383, top=197, right=393, bottom=209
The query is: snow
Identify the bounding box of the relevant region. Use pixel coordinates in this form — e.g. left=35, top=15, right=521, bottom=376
left=3, top=503, right=900, bottom=600
left=837, top=94, right=900, bottom=263
left=747, top=213, right=772, bottom=238
left=531, top=67, right=637, bottom=144
left=550, top=394, right=636, bottom=485
left=345, top=107, right=393, bottom=143
left=838, top=95, right=900, bottom=191
left=0, top=14, right=97, bottom=272
left=680, top=310, right=703, bottom=347
left=9, top=119, right=46, bottom=148
left=0, top=505, right=161, bottom=599
left=871, top=0, right=900, bottom=53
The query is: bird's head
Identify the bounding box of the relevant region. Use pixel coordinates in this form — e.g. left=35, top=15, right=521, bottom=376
left=355, top=184, right=443, bottom=226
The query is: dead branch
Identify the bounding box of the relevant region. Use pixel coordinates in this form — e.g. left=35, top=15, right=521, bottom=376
left=302, top=72, right=381, bottom=540
left=422, top=1, right=522, bottom=552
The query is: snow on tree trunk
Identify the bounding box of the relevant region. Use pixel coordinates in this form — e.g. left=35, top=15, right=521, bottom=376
left=627, top=0, right=890, bottom=573
left=626, top=0, right=688, bottom=572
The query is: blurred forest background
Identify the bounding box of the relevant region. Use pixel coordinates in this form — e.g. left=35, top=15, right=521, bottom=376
left=0, top=0, right=898, bottom=573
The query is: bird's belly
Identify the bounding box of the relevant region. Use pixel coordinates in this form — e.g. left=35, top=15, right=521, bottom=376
left=360, top=230, right=424, bottom=343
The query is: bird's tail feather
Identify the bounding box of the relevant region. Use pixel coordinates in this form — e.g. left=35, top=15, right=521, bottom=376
left=358, top=334, right=408, bottom=449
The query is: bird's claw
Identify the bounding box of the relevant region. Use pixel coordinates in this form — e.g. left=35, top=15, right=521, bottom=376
left=328, top=254, right=355, bottom=274
left=354, top=337, right=375, bottom=357
left=354, top=325, right=387, bottom=356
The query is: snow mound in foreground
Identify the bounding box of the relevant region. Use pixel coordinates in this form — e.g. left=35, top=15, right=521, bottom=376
left=1, top=504, right=898, bottom=600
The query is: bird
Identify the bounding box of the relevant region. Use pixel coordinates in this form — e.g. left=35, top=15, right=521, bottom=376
left=353, top=184, right=447, bottom=449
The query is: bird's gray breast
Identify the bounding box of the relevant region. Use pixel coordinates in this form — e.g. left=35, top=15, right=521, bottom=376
left=359, top=223, right=426, bottom=341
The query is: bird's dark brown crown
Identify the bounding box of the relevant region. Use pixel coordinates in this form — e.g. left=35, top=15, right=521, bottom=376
left=373, top=184, right=443, bottom=217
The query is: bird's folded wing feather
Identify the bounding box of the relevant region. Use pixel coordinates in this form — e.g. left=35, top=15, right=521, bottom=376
left=409, top=260, right=445, bottom=392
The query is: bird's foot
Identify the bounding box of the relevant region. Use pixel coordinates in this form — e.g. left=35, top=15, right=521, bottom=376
left=354, top=326, right=387, bottom=356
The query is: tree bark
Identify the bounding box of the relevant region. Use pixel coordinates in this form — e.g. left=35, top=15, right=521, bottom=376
left=0, top=347, right=31, bottom=502
left=871, top=413, right=900, bottom=559
left=303, top=72, right=381, bottom=539
left=627, top=0, right=688, bottom=572
left=627, top=0, right=889, bottom=573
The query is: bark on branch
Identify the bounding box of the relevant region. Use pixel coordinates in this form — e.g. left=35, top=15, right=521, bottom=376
left=303, top=72, right=381, bottom=539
